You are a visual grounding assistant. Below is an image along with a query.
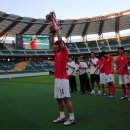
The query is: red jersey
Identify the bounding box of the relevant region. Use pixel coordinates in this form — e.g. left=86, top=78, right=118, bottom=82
left=97, top=58, right=105, bottom=73
left=54, top=46, right=68, bottom=79
left=30, top=41, right=37, bottom=49
left=116, top=54, right=128, bottom=75
left=104, top=56, right=114, bottom=74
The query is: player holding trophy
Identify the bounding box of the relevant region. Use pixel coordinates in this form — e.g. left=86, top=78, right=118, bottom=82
left=46, top=11, right=75, bottom=125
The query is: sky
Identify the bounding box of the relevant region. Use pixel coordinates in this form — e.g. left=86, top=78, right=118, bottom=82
left=0, top=0, right=130, bottom=41
left=0, top=0, right=130, bottom=20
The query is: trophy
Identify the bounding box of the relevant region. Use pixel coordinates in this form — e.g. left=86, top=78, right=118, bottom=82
left=46, top=11, right=59, bottom=33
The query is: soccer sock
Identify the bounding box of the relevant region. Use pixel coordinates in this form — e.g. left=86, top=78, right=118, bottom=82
left=60, top=111, right=65, bottom=118
left=102, top=86, right=105, bottom=94
left=122, top=86, right=127, bottom=97
left=108, top=85, right=111, bottom=95
left=69, top=113, right=75, bottom=120
left=111, top=84, right=116, bottom=96
left=128, top=86, right=130, bottom=95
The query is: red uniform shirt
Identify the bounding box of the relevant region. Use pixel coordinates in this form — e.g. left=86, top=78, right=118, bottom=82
left=97, top=58, right=105, bottom=73
left=116, top=54, right=128, bottom=75
left=30, top=41, right=37, bottom=49
left=54, top=46, right=68, bottom=79
left=104, top=56, right=114, bottom=74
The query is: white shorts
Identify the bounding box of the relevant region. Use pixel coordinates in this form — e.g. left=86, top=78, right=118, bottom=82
left=54, top=79, right=71, bottom=99
left=100, top=73, right=106, bottom=84
left=119, top=75, right=130, bottom=85
left=105, top=74, right=114, bottom=83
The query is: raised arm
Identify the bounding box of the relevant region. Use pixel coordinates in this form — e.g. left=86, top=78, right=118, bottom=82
left=48, top=11, right=64, bottom=50
left=56, top=30, right=64, bottom=49
left=50, top=33, right=55, bottom=51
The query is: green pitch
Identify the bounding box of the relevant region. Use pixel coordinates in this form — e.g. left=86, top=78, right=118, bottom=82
left=0, top=75, right=130, bottom=130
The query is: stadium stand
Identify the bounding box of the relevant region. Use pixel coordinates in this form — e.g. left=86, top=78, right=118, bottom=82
left=120, top=36, right=130, bottom=50
left=97, top=39, right=109, bottom=51
left=1, top=50, right=12, bottom=55
left=0, top=60, right=54, bottom=74
left=87, top=41, right=99, bottom=52
left=0, top=9, right=130, bottom=76
left=66, top=42, right=79, bottom=53
left=0, top=43, right=6, bottom=50
left=4, top=43, right=15, bottom=50
left=0, top=10, right=130, bottom=38
left=75, top=42, right=89, bottom=53
left=108, top=38, right=119, bottom=51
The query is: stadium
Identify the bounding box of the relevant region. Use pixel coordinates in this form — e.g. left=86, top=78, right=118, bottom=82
left=0, top=2, right=130, bottom=130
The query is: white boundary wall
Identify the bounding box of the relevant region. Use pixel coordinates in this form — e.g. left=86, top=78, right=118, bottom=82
left=0, top=72, right=49, bottom=79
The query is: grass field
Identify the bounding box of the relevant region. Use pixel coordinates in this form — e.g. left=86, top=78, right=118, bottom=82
left=0, top=75, right=130, bottom=130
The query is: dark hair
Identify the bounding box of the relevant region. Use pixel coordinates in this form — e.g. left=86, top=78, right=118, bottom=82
left=91, top=51, right=95, bottom=55
left=75, top=57, right=79, bottom=63
left=55, top=40, right=59, bottom=45
left=100, top=51, right=107, bottom=56
left=118, top=47, right=124, bottom=51
left=55, top=40, right=65, bottom=45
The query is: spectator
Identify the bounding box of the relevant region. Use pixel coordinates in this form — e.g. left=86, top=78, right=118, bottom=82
left=67, top=58, right=77, bottom=93
left=88, top=52, right=101, bottom=95
left=75, top=56, right=91, bottom=94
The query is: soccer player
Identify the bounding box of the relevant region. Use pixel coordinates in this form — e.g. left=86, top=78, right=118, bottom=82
left=88, top=52, right=101, bottom=95
left=116, top=47, right=130, bottom=100
left=102, top=51, right=116, bottom=99
left=67, top=58, right=77, bottom=93
left=50, top=30, right=75, bottom=125
left=97, top=54, right=106, bottom=96
left=30, top=35, right=38, bottom=49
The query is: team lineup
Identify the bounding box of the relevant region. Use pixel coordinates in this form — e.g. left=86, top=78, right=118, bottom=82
left=67, top=49, right=130, bottom=100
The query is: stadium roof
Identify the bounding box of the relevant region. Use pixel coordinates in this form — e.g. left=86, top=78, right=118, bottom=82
left=0, top=9, right=130, bottom=38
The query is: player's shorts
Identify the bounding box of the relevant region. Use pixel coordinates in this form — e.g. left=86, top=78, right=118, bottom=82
left=100, top=73, right=106, bottom=84
left=54, top=78, right=71, bottom=99
left=90, top=74, right=100, bottom=83
left=105, top=74, right=114, bottom=83
left=119, top=75, right=130, bottom=85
